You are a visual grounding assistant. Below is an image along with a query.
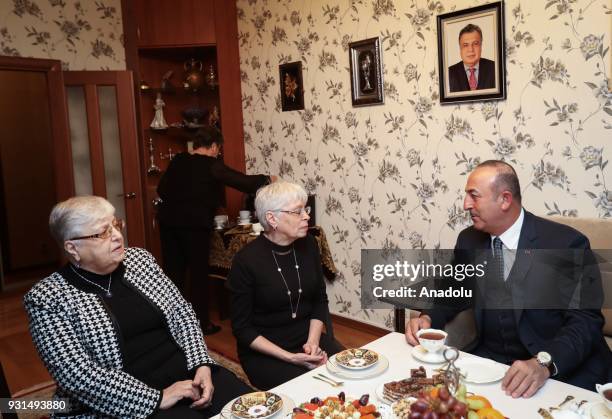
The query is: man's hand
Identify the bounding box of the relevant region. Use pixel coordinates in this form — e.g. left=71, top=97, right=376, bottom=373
left=502, top=358, right=549, bottom=398
left=404, top=315, right=432, bottom=346
left=190, top=366, right=214, bottom=409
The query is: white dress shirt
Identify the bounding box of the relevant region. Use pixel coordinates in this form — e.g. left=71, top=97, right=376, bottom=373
left=490, top=208, right=524, bottom=280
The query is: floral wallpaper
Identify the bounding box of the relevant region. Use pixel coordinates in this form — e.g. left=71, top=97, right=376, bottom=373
left=237, top=0, right=612, bottom=329
left=0, top=0, right=125, bottom=70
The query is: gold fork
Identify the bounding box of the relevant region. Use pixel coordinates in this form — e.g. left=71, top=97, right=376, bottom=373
left=316, top=373, right=344, bottom=386
left=312, top=375, right=343, bottom=387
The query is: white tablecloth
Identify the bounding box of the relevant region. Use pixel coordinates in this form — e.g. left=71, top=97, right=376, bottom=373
left=269, top=332, right=602, bottom=418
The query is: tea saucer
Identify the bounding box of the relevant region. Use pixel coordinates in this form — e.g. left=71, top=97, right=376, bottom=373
left=410, top=345, right=448, bottom=364
left=249, top=232, right=260, bottom=236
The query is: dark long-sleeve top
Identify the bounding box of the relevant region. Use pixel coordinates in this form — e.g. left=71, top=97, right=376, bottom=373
left=24, top=248, right=215, bottom=418
left=157, top=153, right=270, bottom=227
left=228, top=234, right=329, bottom=355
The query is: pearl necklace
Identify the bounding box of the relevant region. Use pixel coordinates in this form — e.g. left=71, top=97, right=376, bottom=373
left=70, top=265, right=113, bottom=298
left=271, top=247, right=302, bottom=319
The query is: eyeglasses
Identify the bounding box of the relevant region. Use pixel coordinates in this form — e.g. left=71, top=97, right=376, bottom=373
left=69, top=218, right=125, bottom=241
left=276, top=206, right=311, bottom=216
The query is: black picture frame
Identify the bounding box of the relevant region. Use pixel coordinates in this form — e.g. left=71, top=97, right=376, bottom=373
left=279, top=61, right=305, bottom=112
left=437, top=1, right=506, bottom=104
left=349, top=37, right=384, bottom=107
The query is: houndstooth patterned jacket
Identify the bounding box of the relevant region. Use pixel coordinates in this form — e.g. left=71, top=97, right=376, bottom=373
left=24, top=247, right=216, bottom=418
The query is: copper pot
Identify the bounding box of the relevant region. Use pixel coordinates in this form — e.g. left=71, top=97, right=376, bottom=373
left=183, top=58, right=204, bottom=92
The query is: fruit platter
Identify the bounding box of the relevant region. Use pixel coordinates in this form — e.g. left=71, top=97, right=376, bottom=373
left=391, top=384, right=506, bottom=419
left=292, top=392, right=381, bottom=419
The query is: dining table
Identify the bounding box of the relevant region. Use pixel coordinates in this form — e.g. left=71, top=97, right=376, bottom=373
left=217, top=332, right=607, bottom=418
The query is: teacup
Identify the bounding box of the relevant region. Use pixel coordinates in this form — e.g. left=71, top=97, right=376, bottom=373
left=239, top=210, right=251, bottom=220
left=596, top=382, right=612, bottom=411
left=252, top=223, right=263, bottom=235
left=416, top=328, right=448, bottom=353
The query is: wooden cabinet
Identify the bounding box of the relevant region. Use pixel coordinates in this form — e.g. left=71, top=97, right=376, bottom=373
left=133, top=0, right=215, bottom=47
left=122, top=0, right=246, bottom=260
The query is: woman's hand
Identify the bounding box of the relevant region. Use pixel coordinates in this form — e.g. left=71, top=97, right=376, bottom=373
left=160, top=380, right=201, bottom=410
left=303, top=342, right=328, bottom=367
left=288, top=352, right=325, bottom=369
left=190, top=366, right=215, bottom=409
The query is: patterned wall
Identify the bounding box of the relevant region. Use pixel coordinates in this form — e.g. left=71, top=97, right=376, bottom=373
left=0, top=0, right=125, bottom=70
left=237, top=0, right=612, bottom=329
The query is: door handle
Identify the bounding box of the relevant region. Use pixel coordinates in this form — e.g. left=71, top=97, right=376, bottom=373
left=118, top=192, right=136, bottom=199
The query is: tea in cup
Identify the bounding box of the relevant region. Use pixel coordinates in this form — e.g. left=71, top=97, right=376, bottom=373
left=252, top=223, right=263, bottom=235
left=596, top=382, right=612, bottom=410
left=416, top=328, right=448, bottom=353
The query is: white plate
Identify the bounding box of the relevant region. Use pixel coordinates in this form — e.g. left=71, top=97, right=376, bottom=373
left=220, top=393, right=295, bottom=419
left=239, top=222, right=252, bottom=226
left=590, top=402, right=612, bottom=419
left=410, top=345, right=448, bottom=364
left=249, top=232, right=260, bottom=236
left=454, top=358, right=508, bottom=384
left=326, top=353, right=389, bottom=380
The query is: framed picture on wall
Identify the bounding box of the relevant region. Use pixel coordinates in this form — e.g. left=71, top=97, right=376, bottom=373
left=279, top=61, right=304, bottom=112
left=437, top=1, right=506, bottom=104
left=349, top=37, right=384, bottom=107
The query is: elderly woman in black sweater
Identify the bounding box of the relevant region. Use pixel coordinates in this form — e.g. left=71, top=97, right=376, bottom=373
left=24, top=196, right=251, bottom=418
left=228, top=181, right=343, bottom=390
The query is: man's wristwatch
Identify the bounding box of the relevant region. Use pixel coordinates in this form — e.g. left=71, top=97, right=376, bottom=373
left=536, top=351, right=558, bottom=377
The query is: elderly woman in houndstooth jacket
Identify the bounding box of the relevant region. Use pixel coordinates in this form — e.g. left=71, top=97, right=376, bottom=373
left=24, top=196, right=251, bottom=418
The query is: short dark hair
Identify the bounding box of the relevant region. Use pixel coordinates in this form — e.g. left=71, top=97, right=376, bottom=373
left=458, top=24, right=483, bottom=42
left=475, top=160, right=522, bottom=203
left=192, top=126, right=224, bottom=149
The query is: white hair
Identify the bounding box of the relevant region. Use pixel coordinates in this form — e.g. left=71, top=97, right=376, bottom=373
left=255, top=181, right=307, bottom=231
left=49, top=196, right=115, bottom=244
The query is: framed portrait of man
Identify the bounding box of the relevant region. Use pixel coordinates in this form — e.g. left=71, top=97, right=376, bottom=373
left=437, top=1, right=506, bottom=104
left=349, top=37, right=384, bottom=107
left=279, top=61, right=304, bottom=112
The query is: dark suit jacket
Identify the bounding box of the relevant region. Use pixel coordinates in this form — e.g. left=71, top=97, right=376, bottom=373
left=448, top=57, right=495, bottom=92
left=425, top=211, right=611, bottom=390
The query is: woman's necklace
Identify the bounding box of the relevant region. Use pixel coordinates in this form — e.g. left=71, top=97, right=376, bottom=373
left=70, top=265, right=113, bottom=298
left=271, top=247, right=302, bottom=319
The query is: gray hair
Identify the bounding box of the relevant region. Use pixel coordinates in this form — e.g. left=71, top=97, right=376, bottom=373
left=255, top=181, right=308, bottom=231
left=49, top=196, right=115, bottom=244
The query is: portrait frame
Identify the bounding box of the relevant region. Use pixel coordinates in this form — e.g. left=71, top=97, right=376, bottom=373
left=349, top=37, right=384, bottom=107
left=279, top=61, right=304, bottom=112
left=437, top=1, right=506, bottom=104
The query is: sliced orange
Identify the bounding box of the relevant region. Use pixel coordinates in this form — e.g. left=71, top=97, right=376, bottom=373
left=476, top=407, right=504, bottom=419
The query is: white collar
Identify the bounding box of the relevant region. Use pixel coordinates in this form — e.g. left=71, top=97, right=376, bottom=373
left=491, top=208, right=524, bottom=250
left=464, top=62, right=480, bottom=72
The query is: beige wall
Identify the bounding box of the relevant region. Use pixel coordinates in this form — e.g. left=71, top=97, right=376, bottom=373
left=0, top=0, right=125, bottom=70
left=237, top=0, right=612, bottom=328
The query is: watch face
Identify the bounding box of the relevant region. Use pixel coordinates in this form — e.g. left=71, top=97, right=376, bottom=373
left=537, top=352, right=552, bottom=364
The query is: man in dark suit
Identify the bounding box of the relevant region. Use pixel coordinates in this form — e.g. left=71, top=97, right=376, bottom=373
left=406, top=160, right=611, bottom=396
left=448, top=24, right=495, bottom=92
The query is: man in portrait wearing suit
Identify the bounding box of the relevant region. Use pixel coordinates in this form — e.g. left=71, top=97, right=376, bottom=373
left=448, top=23, right=495, bottom=92
left=405, top=160, right=611, bottom=396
